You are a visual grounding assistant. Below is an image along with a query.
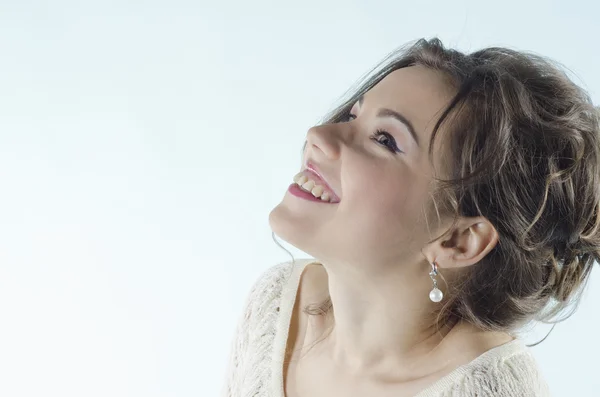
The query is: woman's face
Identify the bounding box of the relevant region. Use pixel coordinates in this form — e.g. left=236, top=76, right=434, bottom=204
left=269, top=65, right=456, bottom=272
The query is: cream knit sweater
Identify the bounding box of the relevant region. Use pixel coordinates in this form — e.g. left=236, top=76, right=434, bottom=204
left=221, top=258, right=551, bottom=397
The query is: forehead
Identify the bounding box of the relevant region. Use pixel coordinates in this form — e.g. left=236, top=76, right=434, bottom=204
left=361, top=65, right=456, bottom=139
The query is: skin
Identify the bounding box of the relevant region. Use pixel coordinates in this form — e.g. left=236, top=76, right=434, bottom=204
left=268, top=65, right=513, bottom=396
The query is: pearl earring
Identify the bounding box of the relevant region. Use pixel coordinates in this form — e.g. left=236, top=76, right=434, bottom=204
left=429, top=261, right=443, bottom=302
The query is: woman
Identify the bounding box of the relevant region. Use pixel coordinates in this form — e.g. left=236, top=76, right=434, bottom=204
left=222, top=38, right=600, bottom=396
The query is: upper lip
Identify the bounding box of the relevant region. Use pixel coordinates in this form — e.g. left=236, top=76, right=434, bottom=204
left=302, top=161, right=341, bottom=202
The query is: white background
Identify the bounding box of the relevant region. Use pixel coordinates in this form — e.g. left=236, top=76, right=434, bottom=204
left=0, top=0, right=598, bottom=396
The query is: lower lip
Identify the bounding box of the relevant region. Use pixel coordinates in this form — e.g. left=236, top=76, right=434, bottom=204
left=287, top=183, right=337, bottom=203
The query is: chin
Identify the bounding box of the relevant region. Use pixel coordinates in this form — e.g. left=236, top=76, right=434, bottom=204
left=268, top=203, right=322, bottom=254
left=268, top=203, right=295, bottom=241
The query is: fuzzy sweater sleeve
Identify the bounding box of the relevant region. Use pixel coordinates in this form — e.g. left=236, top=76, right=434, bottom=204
left=418, top=346, right=552, bottom=397
left=220, top=261, right=293, bottom=397
left=453, top=354, right=551, bottom=396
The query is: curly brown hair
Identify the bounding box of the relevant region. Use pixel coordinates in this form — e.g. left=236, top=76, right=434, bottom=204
left=281, top=37, right=600, bottom=346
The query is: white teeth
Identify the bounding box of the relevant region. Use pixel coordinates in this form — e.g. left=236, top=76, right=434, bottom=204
left=301, top=179, right=315, bottom=191
left=295, top=174, right=308, bottom=185
left=310, top=185, right=324, bottom=197
left=292, top=171, right=333, bottom=202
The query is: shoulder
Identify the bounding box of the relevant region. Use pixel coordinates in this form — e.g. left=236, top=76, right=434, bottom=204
left=239, top=260, right=293, bottom=320
left=286, top=260, right=330, bottom=357
left=296, top=260, right=329, bottom=305
left=453, top=347, right=551, bottom=396
left=221, top=260, right=297, bottom=397
left=247, top=260, right=295, bottom=300
left=221, top=259, right=318, bottom=397
left=243, top=258, right=322, bottom=315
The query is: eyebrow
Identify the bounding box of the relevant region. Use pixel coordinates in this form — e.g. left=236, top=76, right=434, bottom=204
left=357, top=94, right=420, bottom=148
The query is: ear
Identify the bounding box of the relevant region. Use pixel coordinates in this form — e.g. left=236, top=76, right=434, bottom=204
left=425, top=216, right=499, bottom=270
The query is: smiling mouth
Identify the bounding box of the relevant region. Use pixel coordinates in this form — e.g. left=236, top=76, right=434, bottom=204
left=292, top=171, right=341, bottom=203
left=288, top=182, right=340, bottom=204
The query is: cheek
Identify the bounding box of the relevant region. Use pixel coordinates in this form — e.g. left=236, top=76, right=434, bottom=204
left=341, top=159, right=427, bottom=220
left=347, top=173, right=410, bottom=217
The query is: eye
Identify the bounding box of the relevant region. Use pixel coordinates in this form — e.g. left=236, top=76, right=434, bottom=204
left=341, top=112, right=355, bottom=123
left=342, top=112, right=403, bottom=154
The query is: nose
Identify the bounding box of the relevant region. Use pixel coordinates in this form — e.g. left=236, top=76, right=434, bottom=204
left=303, top=123, right=342, bottom=162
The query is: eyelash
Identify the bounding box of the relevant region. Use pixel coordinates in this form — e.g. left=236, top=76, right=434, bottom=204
left=343, top=113, right=403, bottom=154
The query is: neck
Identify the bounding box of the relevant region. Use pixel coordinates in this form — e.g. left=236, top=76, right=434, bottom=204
left=307, top=260, right=506, bottom=382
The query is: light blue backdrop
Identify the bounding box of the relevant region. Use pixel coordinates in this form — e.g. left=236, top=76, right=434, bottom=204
left=0, top=1, right=597, bottom=396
